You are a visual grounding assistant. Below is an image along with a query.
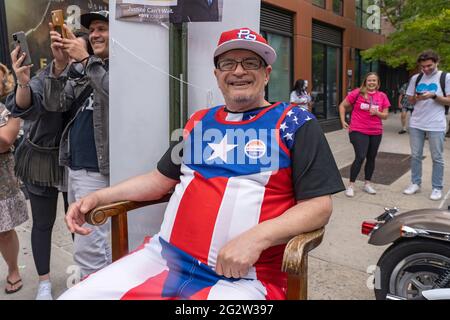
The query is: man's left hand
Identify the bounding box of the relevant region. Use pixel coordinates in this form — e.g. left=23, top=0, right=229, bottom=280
left=416, top=92, right=435, bottom=100
left=215, top=230, right=268, bottom=279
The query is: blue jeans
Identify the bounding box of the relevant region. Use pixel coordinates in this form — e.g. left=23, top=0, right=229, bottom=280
left=409, top=127, right=445, bottom=190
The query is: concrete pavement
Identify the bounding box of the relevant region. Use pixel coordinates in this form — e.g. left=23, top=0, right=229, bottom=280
left=1, top=112, right=449, bottom=300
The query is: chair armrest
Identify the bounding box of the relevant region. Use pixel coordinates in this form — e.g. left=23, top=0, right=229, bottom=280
left=85, top=194, right=172, bottom=262
left=282, top=228, right=324, bottom=275
left=86, top=194, right=172, bottom=226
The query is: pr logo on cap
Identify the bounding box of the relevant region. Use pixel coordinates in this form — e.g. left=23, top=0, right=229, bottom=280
left=237, top=29, right=257, bottom=41
left=213, top=27, right=277, bottom=65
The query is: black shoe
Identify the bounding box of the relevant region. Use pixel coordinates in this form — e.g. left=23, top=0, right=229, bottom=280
left=398, top=129, right=407, bottom=134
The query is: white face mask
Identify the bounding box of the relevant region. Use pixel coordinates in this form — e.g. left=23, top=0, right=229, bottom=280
left=304, top=80, right=308, bottom=89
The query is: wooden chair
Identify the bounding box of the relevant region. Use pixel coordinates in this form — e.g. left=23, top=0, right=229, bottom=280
left=86, top=196, right=324, bottom=300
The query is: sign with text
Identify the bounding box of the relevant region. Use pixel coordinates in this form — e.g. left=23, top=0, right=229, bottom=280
left=116, top=0, right=223, bottom=24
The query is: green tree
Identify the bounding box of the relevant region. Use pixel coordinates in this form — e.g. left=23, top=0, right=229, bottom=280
left=362, top=1, right=450, bottom=71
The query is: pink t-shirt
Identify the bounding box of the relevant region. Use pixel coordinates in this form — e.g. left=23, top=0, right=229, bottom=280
left=346, top=89, right=391, bottom=135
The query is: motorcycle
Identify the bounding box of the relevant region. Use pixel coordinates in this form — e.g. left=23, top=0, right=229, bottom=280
left=362, top=207, right=450, bottom=300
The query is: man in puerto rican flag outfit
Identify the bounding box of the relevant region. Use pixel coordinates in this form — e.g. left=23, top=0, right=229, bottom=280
left=61, top=28, right=345, bottom=300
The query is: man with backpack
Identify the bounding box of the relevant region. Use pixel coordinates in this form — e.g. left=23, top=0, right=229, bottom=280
left=403, top=50, right=450, bottom=200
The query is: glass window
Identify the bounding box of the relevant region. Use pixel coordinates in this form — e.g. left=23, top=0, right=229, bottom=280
left=264, top=32, right=292, bottom=103
left=312, top=42, right=342, bottom=120
left=312, top=0, right=325, bottom=8
left=356, top=0, right=363, bottom=27
left=333, top=0, right=343, bottom=15
left=326, top=46, right=341, bottom=119
left=312, top=42, right=325, bottom=119
left=356, top=10, right=362, bottom=27
left=354, top=50, right=361, bottom=88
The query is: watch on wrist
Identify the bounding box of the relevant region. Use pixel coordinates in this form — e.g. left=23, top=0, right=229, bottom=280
left=17, top=82, right=30, bottom=89
left=432, top=94, right=437, bottom=100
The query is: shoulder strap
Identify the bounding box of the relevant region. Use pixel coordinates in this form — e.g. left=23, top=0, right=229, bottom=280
left=440, top=71, right=447, bottom=97
left=414, top=73, right=424, bottom=92
left=71, top=85, right=94, bottom=111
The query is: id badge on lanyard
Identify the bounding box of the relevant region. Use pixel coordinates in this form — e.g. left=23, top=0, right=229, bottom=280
left=369, top=96, right=377, bottom=113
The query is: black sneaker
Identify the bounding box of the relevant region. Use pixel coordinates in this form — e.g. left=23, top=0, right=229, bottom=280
left=398, top=129, right=407, bottom=134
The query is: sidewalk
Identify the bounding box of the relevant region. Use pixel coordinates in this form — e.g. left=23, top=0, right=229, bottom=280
left=1, top=112, right=449, bottom=300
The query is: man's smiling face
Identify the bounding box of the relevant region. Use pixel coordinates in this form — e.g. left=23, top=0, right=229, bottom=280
left=214, top=49, right=271, bottom=112
left=89, top=20, right=109, bottom=59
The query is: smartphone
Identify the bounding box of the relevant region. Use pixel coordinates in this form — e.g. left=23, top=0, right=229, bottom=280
left=51, top=9, right=67, bottom=38
left=12, top=31, right=32, bottom=66
left=416, top=92, right=425, bottom=95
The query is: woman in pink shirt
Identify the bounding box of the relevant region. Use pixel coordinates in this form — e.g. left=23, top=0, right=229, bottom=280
left=339, top=72, right=390, bottom=197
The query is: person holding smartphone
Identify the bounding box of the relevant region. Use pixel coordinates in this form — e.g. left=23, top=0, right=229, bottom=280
left=403, top=50, right=450, bottom=200
left=43, top=11, right=111, bottom=282
left=6, top=30, right=93, bottom=300
left=339, top=72, right=390, bottom=197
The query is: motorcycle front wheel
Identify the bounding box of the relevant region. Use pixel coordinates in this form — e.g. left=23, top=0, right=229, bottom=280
left=374, top=238, right=450, bottom=300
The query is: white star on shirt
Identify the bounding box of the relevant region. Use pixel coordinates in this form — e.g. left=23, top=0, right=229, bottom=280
left=248, top=115, right=256, bottom=120
left=292, top=116, right=298, bottom=124
left=280, top=122, right=288, bottom=131
left=284, top=132, right=294, bottom=141
left=305, top=116, right=312, bottom=121
left=207, top=135, right=238, bottom=162
left=286, top=110, right=294, bottom=117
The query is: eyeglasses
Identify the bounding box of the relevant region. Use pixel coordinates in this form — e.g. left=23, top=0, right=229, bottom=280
left=216, top=57, right=265, bottom=71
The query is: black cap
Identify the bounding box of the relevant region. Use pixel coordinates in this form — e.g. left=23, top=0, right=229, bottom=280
left=81, top=10, right=109, bottom=29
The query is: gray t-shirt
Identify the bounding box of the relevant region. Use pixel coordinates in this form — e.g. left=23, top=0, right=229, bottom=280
left=406, top=70, right=450, bottom=131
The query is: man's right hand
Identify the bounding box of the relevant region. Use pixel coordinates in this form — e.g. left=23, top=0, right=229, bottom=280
left=49, top=22, right=69, bottom=70
left=341, top=121, right=349, bottom=130
left=65, top=193, right=101, bottom=235
left=10, top=46, right=32, bottom=85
